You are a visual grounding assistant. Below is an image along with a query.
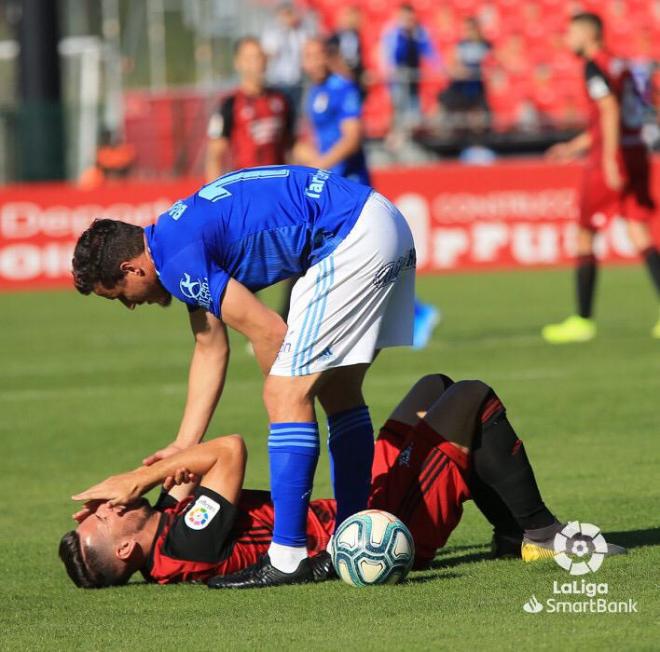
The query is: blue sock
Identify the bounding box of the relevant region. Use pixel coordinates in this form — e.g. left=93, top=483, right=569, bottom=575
left=327, top=405, right=374, bottom=528
left=269, top=422, right=319, bottom=547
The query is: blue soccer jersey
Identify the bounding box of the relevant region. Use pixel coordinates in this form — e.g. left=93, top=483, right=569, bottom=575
left=306, top=74, right=370, bottom=185
left=144, top=166, right=372, bottom=317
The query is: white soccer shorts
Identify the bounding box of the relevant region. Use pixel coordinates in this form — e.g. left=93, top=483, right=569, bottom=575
left=270, top=191, right=416, bottom=377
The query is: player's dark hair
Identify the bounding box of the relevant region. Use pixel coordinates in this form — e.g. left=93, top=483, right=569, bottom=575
left=399, top=3, right=414, bottom=13
left=571, top=12, right=604, bottom=39
left=233, top=35, right=261, bottom=56
left=59, top=530, right=130, bottom=589
left=72, top=219, right=145, bottom=294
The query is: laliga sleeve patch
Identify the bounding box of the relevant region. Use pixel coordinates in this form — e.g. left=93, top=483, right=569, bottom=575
left=587, top=75, right=610, bottom=100
left=185, top=495, right=221, bottom=530
left=207, top=112, right=224, bottom=139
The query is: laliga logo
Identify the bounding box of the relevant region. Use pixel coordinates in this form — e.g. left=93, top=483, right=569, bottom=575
left=553, top=521, right=608, bottom=576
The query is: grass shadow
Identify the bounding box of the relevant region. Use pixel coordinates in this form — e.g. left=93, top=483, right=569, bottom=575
left=605, top=527, right=660, bottom=549
left=429, top=550, right=492, bottom=570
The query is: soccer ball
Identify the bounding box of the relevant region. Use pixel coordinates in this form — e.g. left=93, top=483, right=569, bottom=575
left=330, top=509, right=415, bottom=587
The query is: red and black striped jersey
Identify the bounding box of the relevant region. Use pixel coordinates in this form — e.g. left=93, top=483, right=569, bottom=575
left=584, top=51, right=646, bottom=164
left=142, top=488, right=335, bottom=585
left=207, top=88, right=294, bottom=168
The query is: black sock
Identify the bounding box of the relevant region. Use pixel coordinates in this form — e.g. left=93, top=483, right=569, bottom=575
left=471, top=409, right=557, bottom=533
left=576, top=254, right=597, bottom=319
left=468, top=472, right=523, bottom=539
left=642, top=247, right=660, bottom=296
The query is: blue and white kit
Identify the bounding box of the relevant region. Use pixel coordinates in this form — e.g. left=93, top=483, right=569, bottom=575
left=145, top=165, right=415, bottom=376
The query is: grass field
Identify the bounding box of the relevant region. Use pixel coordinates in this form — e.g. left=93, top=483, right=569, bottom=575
left=1, top=266, right=659, bottom=651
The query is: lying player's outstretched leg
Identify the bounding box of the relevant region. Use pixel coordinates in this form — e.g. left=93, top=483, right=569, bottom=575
left=369, top=373, right=626, bottom=567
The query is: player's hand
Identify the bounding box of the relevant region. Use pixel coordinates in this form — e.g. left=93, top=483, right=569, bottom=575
left=603, top=157, right=624, bottom=191
left=142, top=442, right=183, bottom=467
left=292, top=140, right=319, bottom=167
left=72, top=499, right=104, bottom=523
left=545, top=142, right=573, bottom=162
left=72, top=472, right=143, bottom=507
left=162, top=467, right=198, bottom=491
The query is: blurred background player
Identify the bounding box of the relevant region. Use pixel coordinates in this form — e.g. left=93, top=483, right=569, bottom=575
left=261, top=2, right=317, bottom=113
left=543, top=13, right=660, bottom=343
left=297, top=36, right=440, bottom=349
left=205, top=36, right=296, bottom=318
left=295, top=36, right=369, bottom=184
left=205, top=37, right=294, bottom=179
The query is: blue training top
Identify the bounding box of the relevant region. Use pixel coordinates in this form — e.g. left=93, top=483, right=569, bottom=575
left=306, top=74, right=370, bottom=185
left=144, top=165, right=372, bottom=318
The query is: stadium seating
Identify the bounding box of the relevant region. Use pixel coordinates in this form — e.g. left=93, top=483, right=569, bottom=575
left=308, top=0, right=658, bottom=136
left=123, top=0, right=659, bottom=175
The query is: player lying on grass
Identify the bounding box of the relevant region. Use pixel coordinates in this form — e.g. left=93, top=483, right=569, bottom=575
left=60, top=374, right=624, bottom=588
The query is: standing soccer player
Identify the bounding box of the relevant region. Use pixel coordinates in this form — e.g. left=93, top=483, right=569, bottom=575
left=71, top=166, right=416, bottom=587
left=295, top=37, right=370, bottom=185
left=543, top=13, right=660, bottom=343
left=297, top=37, right=440, bottom=348
left=205, top=37, right=294, bottom=180
left=205, top=36, right=296, bottom=316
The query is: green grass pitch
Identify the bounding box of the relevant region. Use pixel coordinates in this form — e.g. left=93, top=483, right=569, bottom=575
left=1, top=266, right=658, bottom=650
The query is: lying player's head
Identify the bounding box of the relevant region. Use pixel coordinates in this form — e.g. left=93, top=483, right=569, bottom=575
left=302, top=37, right=331, bottom=82
left=59, top=500, right=151, bottom=588
left=568, top=13, right=604, bottom=56
left=234, top=36, right=267, bottom=83
left=72, top=219, right=171, bottom=309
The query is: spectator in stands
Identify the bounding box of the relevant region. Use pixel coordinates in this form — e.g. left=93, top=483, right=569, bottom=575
left=327, top=6, right=365, bottom=97
left=381, top=4, right=442, bottom=130
left=205, top=36, right=294, bottom=180
left=261, top=3, right=317, bottom=113
left=439, top=17, right=491, bottom=133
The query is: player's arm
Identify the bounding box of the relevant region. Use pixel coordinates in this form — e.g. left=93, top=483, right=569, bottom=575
left=206, top=138, right=230, bottom=182
left=205, top=98, right=234, bottom=181
left=597, top=93, right=623, bottom=190
left=545, top=131, right=592, bottom=161
left=143, top=309, right=231, bottom=465
left=72, top=435, right=246, bottom=510
left=220, top=278, right=288, bottom=375
left=282, top=93, right=297, bottom=153
left=315, top=117, right=363, bottom=170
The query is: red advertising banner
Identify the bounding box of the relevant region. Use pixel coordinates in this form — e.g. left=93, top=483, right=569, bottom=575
left=378, top=160, right=660, bottom=272
left=1, top=160, right=658, bottom=290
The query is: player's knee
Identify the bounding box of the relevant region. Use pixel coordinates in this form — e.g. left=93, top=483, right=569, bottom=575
left=452, top=379, right=493, bottom=411
left=223, top=434, right=247, bottom=468
left=416, top=373, right=454, bottom=395
left=263, top=377, right=312, bottom=419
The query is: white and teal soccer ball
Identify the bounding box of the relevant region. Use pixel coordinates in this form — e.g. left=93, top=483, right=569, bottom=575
left=330, top=509, right=415, bottom=587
